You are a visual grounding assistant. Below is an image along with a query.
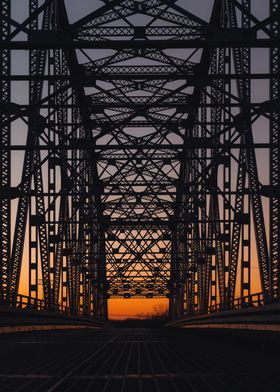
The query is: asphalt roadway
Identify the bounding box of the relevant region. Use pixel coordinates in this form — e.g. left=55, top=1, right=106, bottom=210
left=0, top=327, right=279, bottom=392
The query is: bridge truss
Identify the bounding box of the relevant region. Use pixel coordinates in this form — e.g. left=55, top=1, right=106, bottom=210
left=0, top=0, right=279, bottom=319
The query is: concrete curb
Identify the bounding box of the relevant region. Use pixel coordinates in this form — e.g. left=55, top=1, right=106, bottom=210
left=0, top=324, right=100, bottom=334
left=179, top=323, right=280, bottom=332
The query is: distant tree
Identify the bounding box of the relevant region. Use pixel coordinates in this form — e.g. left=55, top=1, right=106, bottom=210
left=134, top=304, right=168, bottom=321
left=150, top=303, right=168, bottom=320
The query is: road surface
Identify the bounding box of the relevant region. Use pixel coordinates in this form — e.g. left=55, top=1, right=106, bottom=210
left=0, top=328, right=279, bottom=391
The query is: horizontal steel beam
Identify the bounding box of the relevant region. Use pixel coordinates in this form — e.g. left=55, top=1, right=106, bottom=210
left=1, top=39, right=279, bottom=49
left=2, top=73, right=277, bottom=81
left=3, top=143, right=275, bottom=150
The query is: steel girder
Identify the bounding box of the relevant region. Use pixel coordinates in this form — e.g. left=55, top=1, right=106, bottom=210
left=270, top=0, right=280, bottom=296
left=0, top=0, right=279, bottom=319
left=0, top=0, right=11, bottom=303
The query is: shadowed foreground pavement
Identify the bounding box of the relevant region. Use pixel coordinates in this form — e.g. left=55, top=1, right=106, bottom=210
left=0, top=328, right=280, bottom=392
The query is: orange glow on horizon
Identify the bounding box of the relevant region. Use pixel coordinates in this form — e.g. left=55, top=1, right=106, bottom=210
left=108, top=298, right=169, bottom=320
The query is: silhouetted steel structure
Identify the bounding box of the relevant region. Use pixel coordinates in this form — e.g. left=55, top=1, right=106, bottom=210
left=0, top=0, right=279, bottom=320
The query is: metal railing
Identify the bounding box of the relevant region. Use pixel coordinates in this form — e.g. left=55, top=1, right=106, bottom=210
left=13, top=294, right=82, bottom=317
left=171, top=290, right=280, bottom=321
left=194, top=290, right=280, bottom=317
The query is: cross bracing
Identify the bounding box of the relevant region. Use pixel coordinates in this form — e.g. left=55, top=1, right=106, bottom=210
left=0, top=0, right=279, bottom=320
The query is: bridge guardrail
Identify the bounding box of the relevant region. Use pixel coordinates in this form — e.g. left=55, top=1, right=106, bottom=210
left=178, top=290, right=280, bottom=319
left=13, top=294, right=83, bottom=318
left=210, top=290, right=280, bottom=313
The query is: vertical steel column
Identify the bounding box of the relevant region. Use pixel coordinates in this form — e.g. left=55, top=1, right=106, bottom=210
left=28, top=0, right=51, bottom=306
left=240, top=0, right=251, bottom=300
left=270, top=0, right=280, bottom=296
left=222, top=48, right=231, bottom=297
left=71, top=99, right=80, bottom=314
left=28, top=0, right=39, bottom=302
left=0, top=0, right=11, bottom=303
left=200, top=91, right=208, bottom=311
left=228, top=0, right=270, bottom=295
left=47, top=48, right=55, bottom=308
left=210, top=42, right=226, bottom=304
left=192, top=121, right=200, bottom=312
left=53, top=48, right=71, bottom=310
left=227, top=0, right=251, bottom=303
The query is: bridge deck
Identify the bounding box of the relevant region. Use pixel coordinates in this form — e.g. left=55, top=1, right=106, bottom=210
left=0, top=328, right=279, bottom=392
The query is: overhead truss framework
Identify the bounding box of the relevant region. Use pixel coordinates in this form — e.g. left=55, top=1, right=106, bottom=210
left=0, top=0, right=279, bottom=319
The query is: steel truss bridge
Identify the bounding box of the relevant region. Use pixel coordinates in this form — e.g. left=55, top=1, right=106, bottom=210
left=0, top=0, right=280, bottom=322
